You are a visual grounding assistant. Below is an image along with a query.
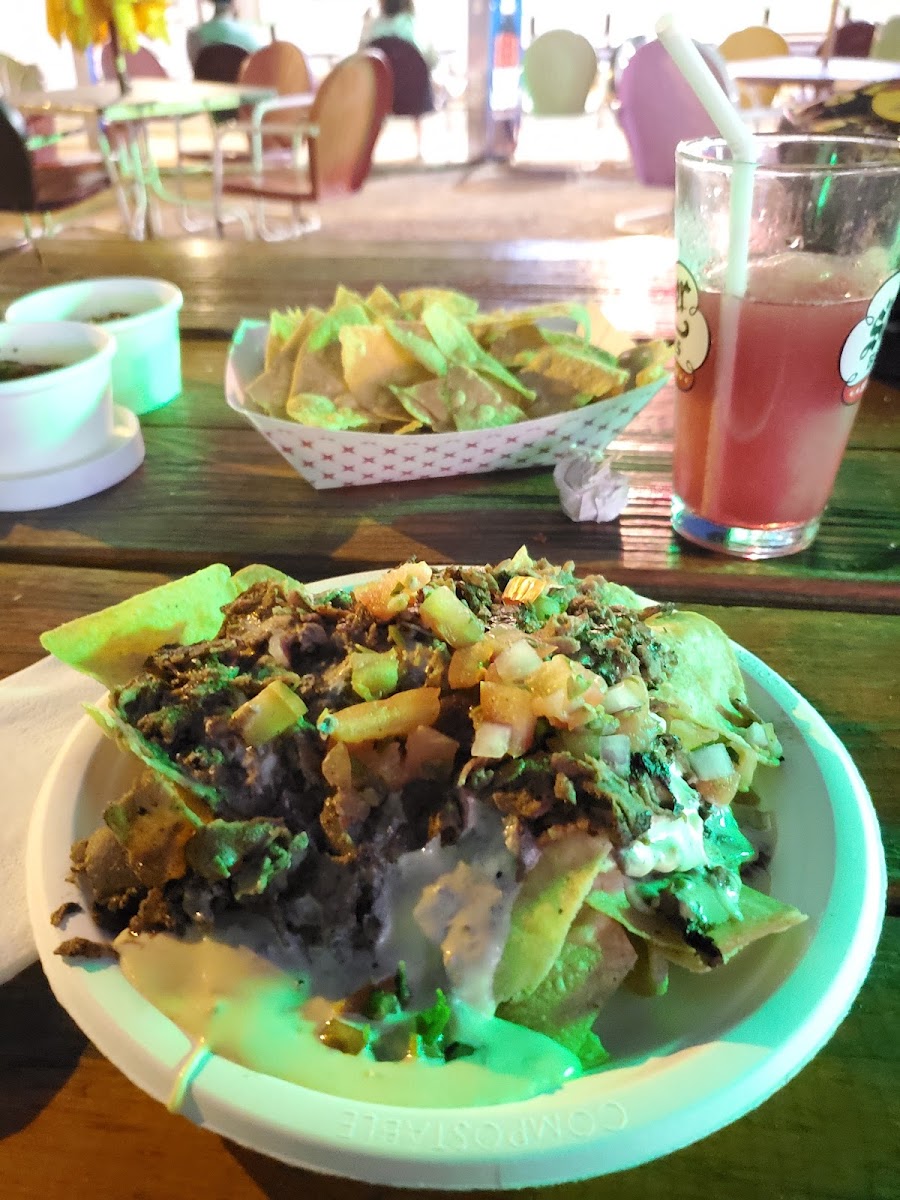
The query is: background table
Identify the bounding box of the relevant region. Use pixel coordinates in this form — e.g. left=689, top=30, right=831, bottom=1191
left=14, top=79, right=277, bottom=125
left=0, top=237, right=896, bottom=1200
left=729, top=54, right=900, bottom=95
left=15, top=81, right=277, bottom=240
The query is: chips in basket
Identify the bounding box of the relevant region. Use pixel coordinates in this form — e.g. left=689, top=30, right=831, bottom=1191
left=244, top=287, right=672, bottom=435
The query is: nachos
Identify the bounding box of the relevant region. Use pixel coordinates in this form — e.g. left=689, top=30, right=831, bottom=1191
left=43, top=552, right=804, bottom=1080
left=244, top=287, right=672, bottom=434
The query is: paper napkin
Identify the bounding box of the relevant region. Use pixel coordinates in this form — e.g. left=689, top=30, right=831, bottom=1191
left=0, top=656, right=104, bottom=985
left=553, top=453, right=631, bottom=522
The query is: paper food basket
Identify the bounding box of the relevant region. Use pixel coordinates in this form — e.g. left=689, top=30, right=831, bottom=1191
left=225, top=320, right=667, bottom=490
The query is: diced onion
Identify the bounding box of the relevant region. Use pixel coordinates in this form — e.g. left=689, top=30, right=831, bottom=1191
left=599, top=733, right=631, bottom=776
left=689, top=742, right=734, bottom=781
left=493, top=639, right=543, bottom=683
left=471, top=721, right=512, bottom=759
left=603, top=678, right=644, bottom=714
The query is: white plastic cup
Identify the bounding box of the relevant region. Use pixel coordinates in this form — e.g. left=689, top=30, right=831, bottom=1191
left=6, top=278, right=183, bottom=415
left=0, top=322, right=115, bottom=475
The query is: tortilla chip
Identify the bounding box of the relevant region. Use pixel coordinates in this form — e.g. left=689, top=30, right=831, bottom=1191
left=392, top=375, right=459, bottom=431
left=264, top=333, right=286, bottom=372
left=288, top=340, right=347, bottom=402
left=498, top=906, right=636, bottom=1068
left=399, top=288, right=480, bottom=320
left=382, top=319, right=448, bottom=376
left=231, top=564, right=311, bottom=601
left=446, top=367, right=526, bottom=431
left=264, top=307, right=305, bottom=369
left=285, top=392, right=374, bottom=431
left=305, top=302, right=370, bottom=353
left=618, top=340, right=674, bottom=389
left=365, top=285, right=404, bottom=318
left=332, top=285, right=372, bottom=315
left=482, top=323, right=548, bottom=365
left=40, top=565, right=235, bottom=690
left=493, top=833, right=613, bottom=1003
left=339, top=324, right=425, bottom=410
left=587, top=875, right=806, bottom=973
left=583, top=302, right=636, bottom=357
left=247, top=308, right=324, bottom=416
left=647, top=610, right=782, bottom=777
left=88, top=698, right=221, bottom=804
left=470, top=302, right=592, bottom=343
left=421, top=303, right=535, bottom=400
left=527, top=344, right=629, bottom=400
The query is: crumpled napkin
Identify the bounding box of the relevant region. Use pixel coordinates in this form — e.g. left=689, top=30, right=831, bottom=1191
left=0, top=656, right=104, bottom=985
left=553, top=453, right=631, bottom=522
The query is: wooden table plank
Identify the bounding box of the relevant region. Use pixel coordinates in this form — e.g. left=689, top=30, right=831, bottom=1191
left=0, top=239, right=676, bottom=335
left=1, top=426, right=896, bottom=609
left=1, top=237, right=897, bottom=1200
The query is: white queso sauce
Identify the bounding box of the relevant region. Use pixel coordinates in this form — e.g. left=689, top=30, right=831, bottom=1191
left=115, top=932, right=580, bottom=1110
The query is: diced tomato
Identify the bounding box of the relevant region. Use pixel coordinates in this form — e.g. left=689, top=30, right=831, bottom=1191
left=353, top=563, right=432, bottom=621
left=479, top=681, right=535, bottom=756
left=448, top=637, right=495, bottom=689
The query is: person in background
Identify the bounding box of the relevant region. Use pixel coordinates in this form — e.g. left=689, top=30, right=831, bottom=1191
left=360, top=0, right=438, bottom=70
left=187, top=0, right=267, bottom=68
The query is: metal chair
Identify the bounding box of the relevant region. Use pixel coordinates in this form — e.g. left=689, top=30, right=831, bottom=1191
left=870, top=17, right=900, bottom=60
left=0, top=99, right=119, bottom=243
left=237, top=41, right=316, bottom=155
left=522, top=30, right=598, bottom=116
left=819, top=21, right=877, bottom=57
left=367, top=35, right=434, bottom=158
left=214, top=51, right=392, bottom=240
left=616, top=39, right=728, bottom=187
left=98, top=43, right=168, bottom=81
left=719, top=26, right=790, bottom=108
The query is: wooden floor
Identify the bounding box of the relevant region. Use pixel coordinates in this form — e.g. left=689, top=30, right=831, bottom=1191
left=0, top=110, right=668, bottom=245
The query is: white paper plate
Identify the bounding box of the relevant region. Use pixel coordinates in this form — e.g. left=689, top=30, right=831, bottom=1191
left=26, top=572, right=885, bottom=1189
left=0, top=406, right=144, bottom=513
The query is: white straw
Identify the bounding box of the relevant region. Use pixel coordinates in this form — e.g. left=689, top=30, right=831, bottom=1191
left=656, top=13, right=757, bottom=298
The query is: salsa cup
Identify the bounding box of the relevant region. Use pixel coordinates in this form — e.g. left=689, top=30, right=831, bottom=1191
left=0, top=321, right=115, bottom=476
left=6, top=277, right=183, bottom=416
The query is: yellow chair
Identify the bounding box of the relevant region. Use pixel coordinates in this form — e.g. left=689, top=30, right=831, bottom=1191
left=719, top=26, right=790, bottom=108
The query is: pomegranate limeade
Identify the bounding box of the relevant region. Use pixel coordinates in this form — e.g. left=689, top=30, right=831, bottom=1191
left=674, top=255, right=876, bottom=529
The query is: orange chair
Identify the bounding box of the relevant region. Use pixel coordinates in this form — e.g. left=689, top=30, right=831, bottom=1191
left=719, top=26, right=790, bottom=108
left=214, top=51, right=393, bottom=240
left=237, top=41, right=316, bottom=155
left=99, top=43, right=168, bottom=81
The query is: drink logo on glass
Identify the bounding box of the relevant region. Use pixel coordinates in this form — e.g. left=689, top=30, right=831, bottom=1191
left=839, top=271, right=900, bottom=405
left=674, top=262, right=710, bottom=391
